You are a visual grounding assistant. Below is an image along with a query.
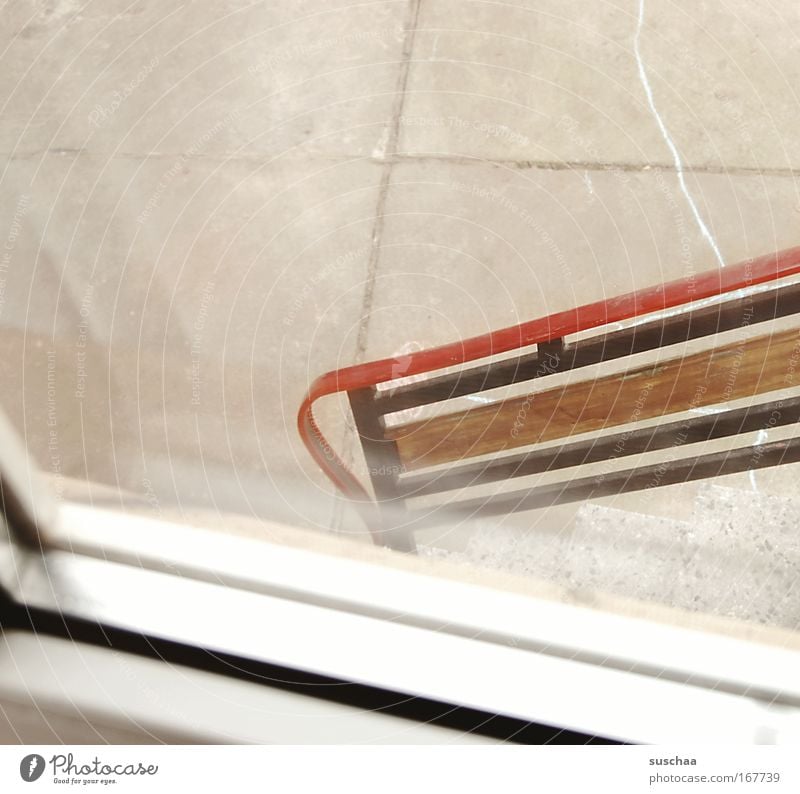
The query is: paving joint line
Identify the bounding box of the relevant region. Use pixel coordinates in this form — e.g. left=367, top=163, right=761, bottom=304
left=5, top=148, right=798, bottom=179
left=330, top=0, right=422, bottom=534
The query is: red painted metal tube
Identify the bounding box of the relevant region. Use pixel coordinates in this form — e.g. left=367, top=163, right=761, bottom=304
left=298, top=247, right=800, bottom=531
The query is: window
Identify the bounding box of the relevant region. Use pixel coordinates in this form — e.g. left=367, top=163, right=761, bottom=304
left=2, top=0, right=800, bottom=744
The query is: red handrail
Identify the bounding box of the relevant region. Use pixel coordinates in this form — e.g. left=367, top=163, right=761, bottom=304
left=298, top=247, right=800, bottom=526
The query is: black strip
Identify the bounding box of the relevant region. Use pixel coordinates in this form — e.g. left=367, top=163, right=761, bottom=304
left=375, top=280, right=800, bottom=414
left=0, top=591, right=617, bottom=745
left=403, top=436, right=800, bottom=526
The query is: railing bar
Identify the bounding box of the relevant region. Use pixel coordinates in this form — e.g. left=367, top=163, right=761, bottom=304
left=375, top=280, right=800, bottom=415
left=401, top=436, right=800, bottom=528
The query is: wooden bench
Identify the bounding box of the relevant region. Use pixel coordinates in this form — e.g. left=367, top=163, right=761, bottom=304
left=299, top=247, right=800, bottom=551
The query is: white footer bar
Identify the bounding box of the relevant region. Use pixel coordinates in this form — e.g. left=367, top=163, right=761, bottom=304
left=1, top=746, right=798, bottom=793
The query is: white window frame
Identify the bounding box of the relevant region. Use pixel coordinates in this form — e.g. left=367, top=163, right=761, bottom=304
left=2, top=492, right=800, bottom=744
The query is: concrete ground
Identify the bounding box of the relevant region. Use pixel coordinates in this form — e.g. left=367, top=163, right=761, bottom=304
left=1, top=2, right=799, bottom=623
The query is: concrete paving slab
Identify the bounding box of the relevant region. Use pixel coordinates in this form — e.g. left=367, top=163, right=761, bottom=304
left=401, top=0, right=800, bottom=170
left=0, top=1, right=407, bottom=158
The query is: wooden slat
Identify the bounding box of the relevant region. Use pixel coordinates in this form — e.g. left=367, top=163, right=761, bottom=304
left=387, top=327, right=800, bottom=470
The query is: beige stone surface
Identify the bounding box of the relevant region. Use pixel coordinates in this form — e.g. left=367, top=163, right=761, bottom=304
left=401, top=0, right=800, bottom=170
left=0, top=2, right=406, bottom=158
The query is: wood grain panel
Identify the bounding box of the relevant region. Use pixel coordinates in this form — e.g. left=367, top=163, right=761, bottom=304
left=387, top=328, right=800, bottom=470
